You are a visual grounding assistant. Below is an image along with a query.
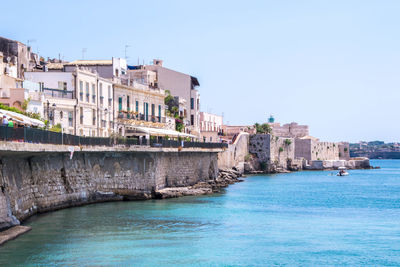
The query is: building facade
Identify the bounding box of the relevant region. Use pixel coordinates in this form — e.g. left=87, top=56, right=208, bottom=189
left=97, top=77, right=114, bottom=137
left=128, top=59, right=201, bottom=136
left=25, top=68, right=114, bottom=136
left=113, top=82, right=166, bottom=137
left=25, top=70, right=77, bottom=134
left=268, top=122, right=309, bottom=138
left=64, top=58, right=127, bottom=81
left=0, top=52, right=25, bottom=109
left=200, top=112, right=223, bottom=142
left=0, top=36, right=39, bottom=79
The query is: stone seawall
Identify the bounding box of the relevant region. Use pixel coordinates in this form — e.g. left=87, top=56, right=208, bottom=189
left=218, top=132, right=249, bottom=172
left=0, top=149, right=218, bottom=230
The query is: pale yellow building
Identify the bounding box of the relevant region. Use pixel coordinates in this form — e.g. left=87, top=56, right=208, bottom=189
left=113, top=82, right=166, bottom=136
left=97, top=77, right=114, bottom=137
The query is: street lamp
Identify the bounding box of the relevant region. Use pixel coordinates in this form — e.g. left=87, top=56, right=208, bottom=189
left=47, top=100, right=56, bottom=127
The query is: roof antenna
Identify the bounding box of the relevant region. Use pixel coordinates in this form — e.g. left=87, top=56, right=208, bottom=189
left=82, top=48, right=87, bottom=59
left=124, top=45, right=131, bottom=60
left=27, top=39, right=36, bottom=49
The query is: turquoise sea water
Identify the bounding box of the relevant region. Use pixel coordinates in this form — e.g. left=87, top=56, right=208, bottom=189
left=0, top=160, right=399, bottom=266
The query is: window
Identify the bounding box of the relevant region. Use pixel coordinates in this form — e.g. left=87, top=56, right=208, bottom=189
left=60, top=111, right=63, bottom=119
left=144, top=102, right=148, bottom=121
left=191, top=115, right=194, bottom=126
left=92, top=109, right=96, bottom=126
left=135, top=100, right=139, bottom=112
left=108, top=85, right=112, bottom=106
left=190, top=98, right=194, bottom=109
left=197, top=98, right=199, bottom=110
left=118, top=97, right=122, bottom=111
left=92, top=84, right=96, bottom=103
left=127, top=96, right=130, bottom=111
left=85, top=82, right=89, bottom=102
left=58, top=81, right=67, bottom=90
left=79, top=81, right=83, bottom=101
left=99, top=83, right=103, bottom=105
left=80, top=107, right=83, bottom=124
left=151, top=104, right=155, bottom=116
left=158, top=105, right=161, bottom=122
left=68, top=112, right=73, bottom=127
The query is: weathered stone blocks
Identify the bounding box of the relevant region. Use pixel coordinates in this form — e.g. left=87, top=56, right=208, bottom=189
left=0, top=150, right=218, bottom=230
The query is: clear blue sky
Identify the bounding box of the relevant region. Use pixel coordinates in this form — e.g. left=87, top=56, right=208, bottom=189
left=1, top=0, right=399, bottom=142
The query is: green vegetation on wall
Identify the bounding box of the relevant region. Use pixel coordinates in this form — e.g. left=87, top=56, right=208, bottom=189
left=164, top=90, right=185, bottom=132
left=284, top=139, right=292, bottom=146
left=244, top=154, right=253, bottom=162
left=254, top=123, right=272, bottom=134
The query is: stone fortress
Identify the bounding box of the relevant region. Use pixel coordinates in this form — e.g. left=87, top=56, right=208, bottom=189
left=218, top=116, right=369, bottom=173
left=246, top=119, right=369, bottom=172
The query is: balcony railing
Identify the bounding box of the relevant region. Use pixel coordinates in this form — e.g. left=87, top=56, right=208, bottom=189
left=117, top=112, right=166, bottom=123
left=43, top=88, right=75, bottom=99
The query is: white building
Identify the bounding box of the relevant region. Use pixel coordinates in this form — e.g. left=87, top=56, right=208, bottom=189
left=200, top=112, right=223, bottom=142
left=64, top=58, right=127, bottom=81
left=25, top=68, right=114, bottom=136
left=25, top=71, right=78, bottom=134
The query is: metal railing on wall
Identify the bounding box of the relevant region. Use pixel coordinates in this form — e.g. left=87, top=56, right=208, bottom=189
left=0, top=126, right=228, bottom=149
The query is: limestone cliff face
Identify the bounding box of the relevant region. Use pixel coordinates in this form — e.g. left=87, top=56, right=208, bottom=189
left=0, top=151, right=218, bottom=230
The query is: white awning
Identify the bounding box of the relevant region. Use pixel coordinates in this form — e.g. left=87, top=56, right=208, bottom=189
left=0, top=109, right=45, bottom=127
left=127, top=126, right=197, bottom=138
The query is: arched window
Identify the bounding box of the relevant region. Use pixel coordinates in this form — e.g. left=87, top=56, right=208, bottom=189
left=13, top=101, right=22, bottom=109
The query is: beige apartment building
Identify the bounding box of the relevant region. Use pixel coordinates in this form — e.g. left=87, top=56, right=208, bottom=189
left=0, top=52, right=25, bottom=110
left=97, top=77, right=114, bottom=137
left=76, top=69, right=99, bottom=136
left=128, top=59, right=201, bottom=136
left=113, top=82, right=166, bottom=137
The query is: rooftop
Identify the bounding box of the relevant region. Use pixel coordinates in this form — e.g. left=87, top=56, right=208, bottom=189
left=46, top=62, right=64, bottom=70
left=65, top=60, right=112, bottom=66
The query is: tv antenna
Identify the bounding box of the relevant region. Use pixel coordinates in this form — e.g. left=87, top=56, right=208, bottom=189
left=27, top=39, right=36, bottom=48
left=82, top=48, right=87, bottom=59
left=124, top=45, right=131, bottom=60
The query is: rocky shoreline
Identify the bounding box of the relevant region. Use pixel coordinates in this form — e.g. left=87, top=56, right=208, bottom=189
left=155, top=163, right=380, bottom=200
left=244, top=165, right=379, bottom=175
left=154, top=168, right=244, bottom=199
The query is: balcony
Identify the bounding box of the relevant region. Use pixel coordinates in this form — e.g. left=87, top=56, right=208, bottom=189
left=117, top=111, right=166, bottom=123
left=43, top=88, right=75, bottom=99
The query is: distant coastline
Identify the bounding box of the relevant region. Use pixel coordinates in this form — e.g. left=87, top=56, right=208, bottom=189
left=350, top=151, right=400, bottom=160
